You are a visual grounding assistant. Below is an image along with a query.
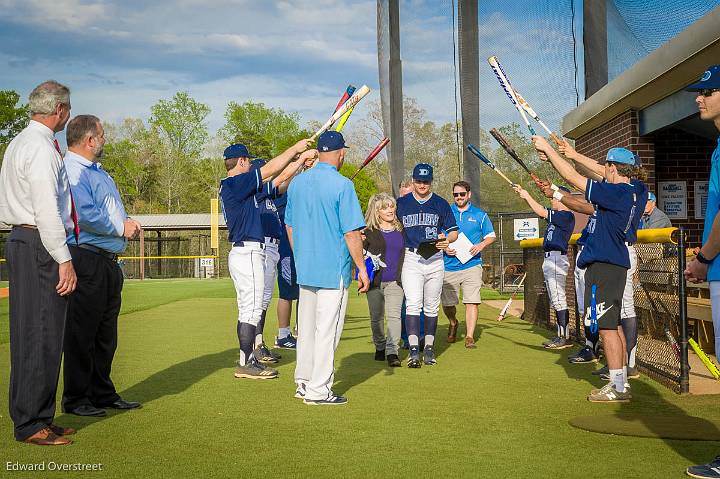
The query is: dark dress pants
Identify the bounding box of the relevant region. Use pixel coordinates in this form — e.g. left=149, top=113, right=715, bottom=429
left=62, top=246, right=122, bottom=411
left=6, top=227, right=68, bottom=441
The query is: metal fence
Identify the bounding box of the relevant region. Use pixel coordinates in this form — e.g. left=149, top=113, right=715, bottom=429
left=482, top=212, right=532, bottom=292
left=522, top=228, right=691, bottom=393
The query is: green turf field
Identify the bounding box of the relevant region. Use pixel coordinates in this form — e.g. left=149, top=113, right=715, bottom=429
left=0, top=279, right=717, bottom=478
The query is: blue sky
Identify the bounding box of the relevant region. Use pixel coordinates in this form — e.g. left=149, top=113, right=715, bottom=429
left=7, top=0, right=696, bottom=140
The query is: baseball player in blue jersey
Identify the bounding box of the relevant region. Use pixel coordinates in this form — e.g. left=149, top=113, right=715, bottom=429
left=534, top=137, right=647, bottom=402
left=220, top=140, right=312, bottom=380
left=513, top=184, right=575, bottom=350
left=396, top=164, right=458, bottom=367
left=274, top=194, right=300, bottom=348
left=442, top=180, right=496, bottom=349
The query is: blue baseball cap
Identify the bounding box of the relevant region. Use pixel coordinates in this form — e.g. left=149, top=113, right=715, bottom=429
left=648, top=192, right=657, bottom=202
left=686, top=65, right=720, bottom=91
left=606, top=147, right=636, bottom=165
left=412, top=163, right=433, bottom=181
left=223, top=144, right=252, bottom=160
left=250, top=158, right=266, bottom=170
left=317, top=131, right=347, bottom=152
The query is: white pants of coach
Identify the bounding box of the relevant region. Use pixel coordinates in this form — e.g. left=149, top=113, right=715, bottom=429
left=402, top=250, right=444, bottom=317
left=262, top=240, right=280, bottom=310
left=542, top=251, right=569, bottom=311
left=228, top=243, right=265, bottom=326
left=295, top=278, right=348, bottom=401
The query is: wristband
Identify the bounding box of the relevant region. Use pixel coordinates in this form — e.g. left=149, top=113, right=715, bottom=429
left=550, top=184, right=559, bottom=192
left=696, top=251, right=713, bottom=265
left=552, top=190, right=564, bottom=201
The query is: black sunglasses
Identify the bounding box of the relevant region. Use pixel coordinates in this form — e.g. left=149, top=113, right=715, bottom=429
left=700, top=89, right=720, bottom=97
left=453, top=192, right=468, bottom=197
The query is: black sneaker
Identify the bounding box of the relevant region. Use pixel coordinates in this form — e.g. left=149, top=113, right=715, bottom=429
left=627, top=366, right=640, bottom=379
left=387, top=354, right=401, bottom=367
left=423, top=346, right=437, bottom=365
left=687, top=456, right=720, bottom=478
left=568, top=346, right=598, bottom=364
left=542, top=336, right=561, bottom=347
left=253, top=344, right=279, bottom=364
left=407, top=347, right=421, bottom=368
left=544, top=337, right=573, bottom=350
left=592, top=365, right=609, bottom=376
left=374, top=349, right=385, bottom=361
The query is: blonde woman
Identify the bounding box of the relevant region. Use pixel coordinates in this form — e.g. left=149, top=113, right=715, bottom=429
left=363, top=193, right=405, bottom=367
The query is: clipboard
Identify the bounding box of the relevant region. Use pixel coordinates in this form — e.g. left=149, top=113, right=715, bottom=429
left=417, top=239, right=440, bottom=260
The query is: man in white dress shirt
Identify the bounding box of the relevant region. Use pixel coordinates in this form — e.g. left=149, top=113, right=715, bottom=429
left=0, top=80, right=78, bottom=446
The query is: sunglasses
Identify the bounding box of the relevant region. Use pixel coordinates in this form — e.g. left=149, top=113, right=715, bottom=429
left=453, top=192, right=468, bottom=197
left=700, top=89, right=720, bottom=97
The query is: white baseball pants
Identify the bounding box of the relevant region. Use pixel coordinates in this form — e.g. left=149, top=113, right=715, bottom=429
left=295, top=278, right=348, bottom=401
left=542, top=251, right=569, bottom=311
left=262, top=240, right=280, bottom=310
left=401, top=250, right=444, bottom=317
left=228, top=243, right=265, bottom=326
left=621, top=244, right=637, bottom=320
left=574, top=247, right=586, bottom=314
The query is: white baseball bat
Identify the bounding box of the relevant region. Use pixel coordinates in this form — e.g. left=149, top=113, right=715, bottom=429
left=497, top=273, right=527, bottom=321
left=311, top=85, right=370, bottom=141
left=488, top=56, right=536, bottom=136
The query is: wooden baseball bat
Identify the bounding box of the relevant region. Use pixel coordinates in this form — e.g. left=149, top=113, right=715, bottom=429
left=512, top=88, right=562, bottom=145
left=311, top=85, right=370, bottom=141
left=489, top=128, right=539, bottom=182
left=350, top=137, right=389, bottom=180
left=467, top=144, right=516, bottom=186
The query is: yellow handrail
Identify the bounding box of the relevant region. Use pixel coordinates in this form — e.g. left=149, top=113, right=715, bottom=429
left=520, top=227, right=679, bottom=249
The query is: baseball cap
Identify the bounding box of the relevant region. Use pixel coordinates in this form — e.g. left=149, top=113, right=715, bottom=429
left=606, top=147, right=636, bottom=165
left=686, top=65, right=720, bottom=91
left=648, top=192, right=657, bottom=202
left=633, top=152, right=642, bottom=166
left=317, top=131, right=347, bottom=152
left=250, top=158, right=266, bottom=170
left=223, top=144, right=252, bottom=160
left=413, top=163, right=433, bottom=181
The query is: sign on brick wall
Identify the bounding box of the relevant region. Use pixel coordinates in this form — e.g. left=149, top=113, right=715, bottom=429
left=695, top=181, right=709, bottom=220
left=658, top=181, right=687, bottom=219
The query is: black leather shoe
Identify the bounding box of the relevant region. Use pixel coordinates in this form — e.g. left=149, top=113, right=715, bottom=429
left=102, top=399, right=142, bottom=410
left=67, top=405, right=106, bottom=417
left=374, top=349, right=385, bottom=361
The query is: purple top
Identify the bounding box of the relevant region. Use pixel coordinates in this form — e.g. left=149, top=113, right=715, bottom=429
left=380, top=230, right=403, bottom=282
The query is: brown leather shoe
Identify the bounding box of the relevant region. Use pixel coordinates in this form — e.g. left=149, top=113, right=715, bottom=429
left=49, top=424, right=76, bottom=436
left=447, top=320, right=459, bottom=343
left=23, top=427, right=72, bottom=446
left=465, top=336, right=477, bottom=349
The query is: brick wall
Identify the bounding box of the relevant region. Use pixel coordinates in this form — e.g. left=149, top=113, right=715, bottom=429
left=574, top=110, right=715, bottom=245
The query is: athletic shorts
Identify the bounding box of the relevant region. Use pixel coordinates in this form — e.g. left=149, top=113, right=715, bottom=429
left=583, top=262, right=627, bottom=330
left=441, top=264, right=483, bottom=306
left=277, top=236, right=299, bottom=301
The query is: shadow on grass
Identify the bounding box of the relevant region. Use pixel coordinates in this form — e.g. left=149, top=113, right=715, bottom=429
left=55, top=348, right=237, bottom=431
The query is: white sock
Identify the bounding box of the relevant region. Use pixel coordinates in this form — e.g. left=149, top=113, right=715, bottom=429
left=408, top=334, right=419, bottom=347
left=278, top=327, right=291, bottom=338
left=254, top=334, right=263, bottom=347
left=610, top=368, right=626, bottom=392
left=425, top=335, right=435, bottom=347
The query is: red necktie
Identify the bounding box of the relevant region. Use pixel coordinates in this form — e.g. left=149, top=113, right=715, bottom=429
left=54, top=139, right=80, bottom=243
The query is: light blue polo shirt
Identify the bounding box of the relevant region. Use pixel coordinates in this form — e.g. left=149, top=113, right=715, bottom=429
left=703, top=136, right=720, bottom=281
left=285, top=162, right=365, bottom=289
left=444, top=203, right=495, bottom=272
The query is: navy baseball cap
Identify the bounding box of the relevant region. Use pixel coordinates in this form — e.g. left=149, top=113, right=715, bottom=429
left=606, top=147, right=636, bottom=165
left=686, top=65, right=720, bottom=91
left=413, top=163, right=433, bottom=181
left=317, top=131, right=348, bottom=152
left=648, top=192, right=657, bottom=202
left=223, top=144, right=252, bottom=160
left=250, top=158, right=266, bottom=170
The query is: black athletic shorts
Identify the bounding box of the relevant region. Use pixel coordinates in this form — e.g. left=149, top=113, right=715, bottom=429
left=583, top=262, right=627, bottom=330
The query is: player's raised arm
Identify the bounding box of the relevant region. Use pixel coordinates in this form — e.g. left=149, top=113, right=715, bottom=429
left=558, top=139, right=604, bottom=181
left=259, top=139, right=311, bottom=183
left=513, top=185, right=548, bottom=219
left=532, top=136, right=587, bottom=192
left=273, top=149, right=318, bottom=193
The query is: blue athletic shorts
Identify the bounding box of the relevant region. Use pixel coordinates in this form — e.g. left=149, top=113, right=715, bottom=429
left=277, top=236, right=299, bottom=301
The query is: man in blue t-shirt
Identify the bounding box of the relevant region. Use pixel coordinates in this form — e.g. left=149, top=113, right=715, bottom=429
left=681, top=64, right=720, bottom=479
left=534, top=137, right=647, bottom=403
left=285, top=131, right=368, bottom=406
left=513, top=184, right=575, bottom=350
left=220, top=140, right=312, bottom=380
left=441, top=180, right=495, bottom=349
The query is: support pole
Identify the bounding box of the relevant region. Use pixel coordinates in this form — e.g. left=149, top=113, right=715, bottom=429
left=678, top=226, right=689, bottom=394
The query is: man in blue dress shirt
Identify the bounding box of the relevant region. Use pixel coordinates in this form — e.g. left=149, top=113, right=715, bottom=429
left=62, top=115, right=143, bottom=417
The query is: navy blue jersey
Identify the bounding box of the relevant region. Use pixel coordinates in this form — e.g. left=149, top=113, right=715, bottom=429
left=544, top=209, right=575, bottom=254
left=219, top=168, right=264, bottom=243
left=274, top=194, right=288, bottom=224
left=575, top=216, right=591, bottom=248
left=625, top=179, right=648, bottom=244
left=255, top=182, right=283, bottom=239
left=396, top=192, right=458, bottom=249
left=577, top=179, right=642, bottom=269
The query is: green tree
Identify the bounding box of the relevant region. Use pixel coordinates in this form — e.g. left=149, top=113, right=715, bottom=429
left=149, top=91, right=210, bottom=159
left=0, top=90, right=29, bottom=162
left=339, top=163, right=377, bottom=215
left=221, top=101, right=309, bottom=158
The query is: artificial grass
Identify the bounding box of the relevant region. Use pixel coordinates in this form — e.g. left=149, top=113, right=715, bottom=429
left=0, top=279, right=717, bottom=478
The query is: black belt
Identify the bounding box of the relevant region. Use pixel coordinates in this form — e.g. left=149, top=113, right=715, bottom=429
left=73, top=244, right=118, bottom=261
left=233, top=241, right=265, bottom=249
left=264, top=237, right=280, bottom=245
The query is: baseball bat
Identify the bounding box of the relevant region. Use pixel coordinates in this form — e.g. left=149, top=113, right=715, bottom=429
left=311, top=85, right=370, bottom=141
left=489, top=128, right=540, bottom=182
left=333, top=85, right=356, bottom=114
left=334, top=107, right=355, bottom=132
left=512, top=88, right=562, bottom=145
left=350, top=137, right=389, bottom=180
left=488, top=56, right=536, bottom=136
left=467, top=144, right=516, bottom=186
left=689, top=338, right=720, bottom=380
left=497, top=273, right=526, bottom=321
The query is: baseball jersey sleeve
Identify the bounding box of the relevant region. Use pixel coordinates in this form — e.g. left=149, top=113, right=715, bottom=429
left=480, top=212, right=496, bottom=238
left=586, top=178, right=625, bottom=212
left=440, top=200, right=458, bottom=233
left=226, top=169, right=262, bottom=200
left=339, top=180, right=365, bottom=234
left=285, top=182, right=296, bottom=228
